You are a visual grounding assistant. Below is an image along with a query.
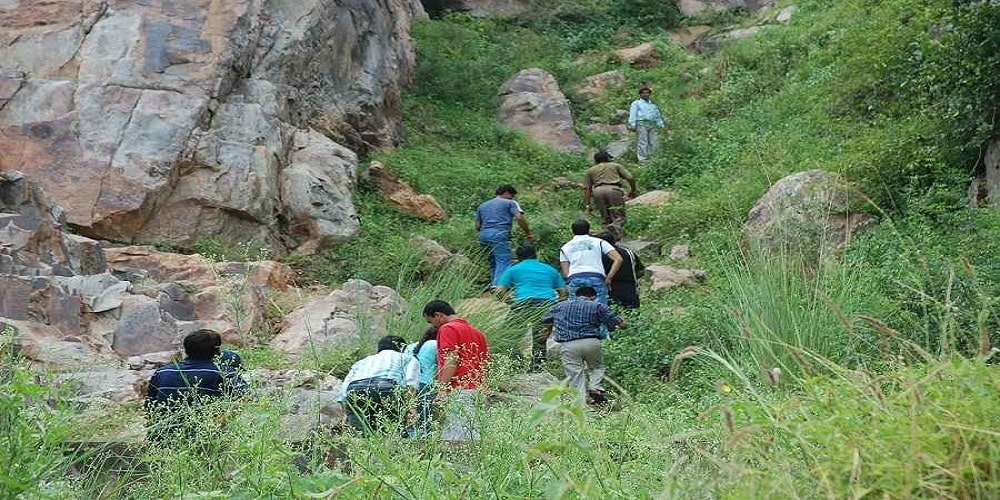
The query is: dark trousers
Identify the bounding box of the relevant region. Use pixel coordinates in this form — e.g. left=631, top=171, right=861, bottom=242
left=344, top=378, right=405, bottom=436
left=510, top=299, right=556, bottom=370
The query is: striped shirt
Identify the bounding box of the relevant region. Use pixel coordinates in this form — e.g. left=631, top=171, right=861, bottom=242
left=337, top=350, right=420, bottom=401
left=542, top=298, right=622, bottom=342
left=145, top=357, right=248, bottom=407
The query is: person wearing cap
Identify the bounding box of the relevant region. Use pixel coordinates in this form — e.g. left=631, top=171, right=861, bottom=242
left=628, top=86, right=667, bottom=165
left=584, top=150, right=638, bottom=241
left=476, top=184, right=534, bottom=287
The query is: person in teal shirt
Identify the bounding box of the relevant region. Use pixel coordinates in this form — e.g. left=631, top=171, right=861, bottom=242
left=628, top=86, right=667, bottom=165
left=497, top=244, right=568, bottom=370
left=404, top=327, right=438, bottom=437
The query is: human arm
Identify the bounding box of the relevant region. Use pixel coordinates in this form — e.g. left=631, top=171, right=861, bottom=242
left=560, top=260, right=570, bottom=278
left=628, top=101, right=638, bottom=130
left=656, top=105, right=666, bottom=129
left=604, top=245, right=623, bottom=284
left=437, top=352, right=459, bottom=389
left=404, top=356, right=421, bottom=390
left=514, top=213, right=533, bottom=241
left=336, top=363, right=360, bottom=402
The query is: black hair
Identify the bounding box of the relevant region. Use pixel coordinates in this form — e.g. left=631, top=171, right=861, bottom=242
left=184, top=329, right=222, bottom=361
left=571, top=219, right=591, bottom=235
left=595, top=232, right=616, bottom=245
left=575, top=286, right=598, bottom=298
left=413, top=326, right=439, bottom=357
left=377, top=335, right=407, bottom=352
left=422, top=299, right=456, bottom=317
left=495, top=184, right=518, bottom=196
left=594, top=150, right=613, bottom=163
left=516, top=244, right=537, bottom=260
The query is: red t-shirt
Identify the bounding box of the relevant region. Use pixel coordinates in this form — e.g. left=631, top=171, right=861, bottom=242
left=436, top=318, right=489, bottom=389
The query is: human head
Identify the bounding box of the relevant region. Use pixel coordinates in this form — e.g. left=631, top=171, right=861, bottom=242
left=184, top=329, right=222, bottom=361
left=595, top=232, right=617, bottom=245
left=495, top=184, right=518, bottom=197
left=516, top=244, right=537, bottom=260
left=575, top=286, right=598, bottom=299
left=571, top=219, right=591, bottom=236
left=377, top=335, right=407, bottom=352
left=639, top=87, right=652, bottom=100
left=423, top=300, right=456, bottom=327
left=420, top=326, right=439, bottom=342
left=594, top=150, right=613, bottom=164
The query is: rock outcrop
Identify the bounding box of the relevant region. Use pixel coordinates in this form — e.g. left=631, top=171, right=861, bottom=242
left=576, top=71, right=626, bottom=102
left=498, top=69, right=583, bottom=154
left=614, top=43, right=659, bottom=68
left=421, top=0, right=533, bottom=18
left=745, top=170, right=878, bottom=257
left=678, top=0, right=775, bottom=18
left=647, top=265, right=707, bottom=292
left=363, top=161, right=447, bottom=222
left=970, top=137, right=1000, bottom=209
left=271, top=280, right=406, bottom=356
left=627, top=190, right=675, bottom=207
left=0, top=0, right=424, bottom=254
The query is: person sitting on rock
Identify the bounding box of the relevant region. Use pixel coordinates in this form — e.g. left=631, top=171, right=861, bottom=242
left=337, top=335, right=420, bottom=436
left=144, top=329, right=249, bottom=443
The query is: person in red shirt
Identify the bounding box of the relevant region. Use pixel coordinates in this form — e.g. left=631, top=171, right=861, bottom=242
left=423, top=300, right=489, bottom=440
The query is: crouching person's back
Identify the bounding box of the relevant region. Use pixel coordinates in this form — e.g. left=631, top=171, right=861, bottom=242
left=144, top=329, right=248, bottom=445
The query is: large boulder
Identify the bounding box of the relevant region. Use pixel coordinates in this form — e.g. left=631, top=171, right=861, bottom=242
left=363, top=161, right=447, bottom=222
left=613, top=43, right=659, bottom=68
left=667, top=25, right=713, bottom=51
left=0, top=171, right=106, bottom=276
left=271, top=280, right=406, bottom=356
left=678, top=0, right=775, bottom=18
left=745, top=170, right=878, bottom=256
left=576, top=71, right=626, bottom=103
left=970, top=136, right=1000, bottom=209
left=498, top=69, right=584, bottom=154
left=0, top=0, right=424, bottom=255
left=647, top=265, right=707, bottom=292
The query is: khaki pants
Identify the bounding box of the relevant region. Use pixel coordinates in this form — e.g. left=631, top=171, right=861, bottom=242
left=559, top=337, right=605, bottom=400
left=592, top=184, right=626, bottom=240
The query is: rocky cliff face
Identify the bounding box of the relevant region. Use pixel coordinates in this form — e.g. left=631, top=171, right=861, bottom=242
left=0, top=0, right=424, bottom=254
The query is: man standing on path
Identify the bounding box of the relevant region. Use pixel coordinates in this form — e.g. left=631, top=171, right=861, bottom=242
left=559, top=219, right=622, bottom=306
left=584, top=150, right=638, bottom=241
left=476, top=184, right=534, bottom=288
left=496, top=244, right=567, bottom=371
left=336, top=336, right=420, bottom=436
left=542, top=286, right=625, bottom=404
left=628, top=86, right=667, bottom=165
left=423, top=300, right=490, bottom=440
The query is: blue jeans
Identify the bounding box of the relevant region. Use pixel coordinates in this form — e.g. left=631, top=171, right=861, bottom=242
left=479, top=228, right=512, bottom=286
left=567, top=275, right=609, bottom=305
left=408, top=383, right=437, bottom=438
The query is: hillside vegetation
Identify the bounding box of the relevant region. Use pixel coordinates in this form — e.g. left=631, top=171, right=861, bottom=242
left=4, top=0, right=1000, bottom=497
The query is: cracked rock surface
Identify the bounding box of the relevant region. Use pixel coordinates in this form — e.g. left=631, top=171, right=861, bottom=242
left=0, top=0, right=425, bottom=254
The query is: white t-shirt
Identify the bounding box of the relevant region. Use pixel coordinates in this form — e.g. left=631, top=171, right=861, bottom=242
left=559, top=235, right=615, bottom=277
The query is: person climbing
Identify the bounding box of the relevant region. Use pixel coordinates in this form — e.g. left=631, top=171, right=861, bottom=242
left=423, top=300, right=489, bottom=441
left=144, top=330, right=249, bottom=444
left=628, top=86, right=667, bottom=165
left=496, top=244, right=568, bottom=371
left=476, top=184, right=534, bottom=288
left=541, top=286, right=625, bottom=405
left=337, top=335, right=420, bottom=436
left=559, top=219, right=622, bottom=306
left=584, top=150, right=638, bottom=241
left=404, top=326, right=439, bottom=437
left=596, top=232, right=644, bottom=310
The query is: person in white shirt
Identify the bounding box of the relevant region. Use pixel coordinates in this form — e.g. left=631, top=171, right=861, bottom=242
left=337, top=335, right=420, bottom=436
left=558, top=219, right=623, bottom=306
left=628, top=86, right=667, bottom=165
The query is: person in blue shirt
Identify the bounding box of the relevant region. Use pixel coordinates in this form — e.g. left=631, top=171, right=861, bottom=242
left=627, top=86, right=667, bottom=165
left=144, top=330, right=249, bottom=444
left=497, top=244, right=567, bottom=370
left=476, top=184, right=534, bottom=287
left=404, top=326, right=438, bottom=437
